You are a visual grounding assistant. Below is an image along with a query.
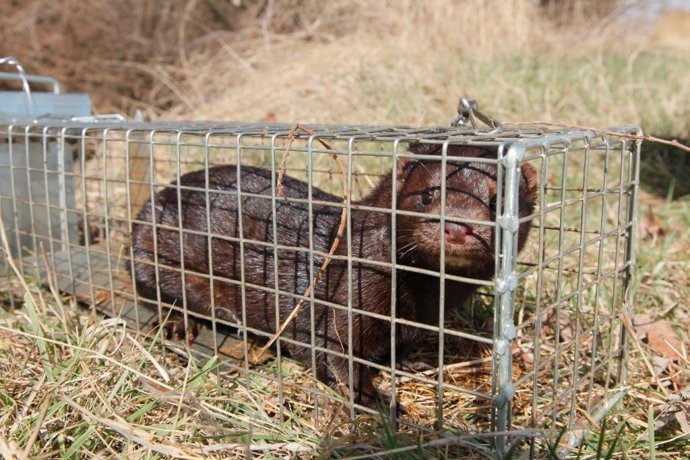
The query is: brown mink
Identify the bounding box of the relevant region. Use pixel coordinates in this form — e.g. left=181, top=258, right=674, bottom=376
left=130, top=143, right=538, bottom=407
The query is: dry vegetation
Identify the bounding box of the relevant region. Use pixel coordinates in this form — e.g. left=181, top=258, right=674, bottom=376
left=1, top=0, right=689, bottom=458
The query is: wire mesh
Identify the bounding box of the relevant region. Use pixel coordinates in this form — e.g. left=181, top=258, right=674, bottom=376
left=0, top=117, right=641, bottom=457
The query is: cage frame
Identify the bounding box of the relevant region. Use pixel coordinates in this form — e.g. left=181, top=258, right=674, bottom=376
left=0, top=116, right=642, bottom=457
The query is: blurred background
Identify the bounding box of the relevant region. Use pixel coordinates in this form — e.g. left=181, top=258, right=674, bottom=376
left=3, top=0, right=689, bottom=198
left=2, top=0, right=689, bottom=234
left=0, top=1, right=686, bottom=127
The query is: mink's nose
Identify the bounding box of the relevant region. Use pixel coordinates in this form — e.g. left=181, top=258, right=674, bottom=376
left=445, top=222, right=473, bottom=245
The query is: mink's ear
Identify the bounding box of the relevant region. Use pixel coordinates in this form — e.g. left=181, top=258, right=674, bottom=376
left=397, top=141, right=439, bottom=192
left=445, top=144, right=497, bottom=159
left=406, top=141, right=441, bottom=156
left=394, top=155, right=415, bottom=193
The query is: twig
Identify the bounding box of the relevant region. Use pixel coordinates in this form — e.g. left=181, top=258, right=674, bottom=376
left=276, top=124, right=335, bottom=197
left=275, top=125, right=297, bottom=198
left=508, top=121, right=690, bottom=154
left=260, top=125, right=348, bottom=356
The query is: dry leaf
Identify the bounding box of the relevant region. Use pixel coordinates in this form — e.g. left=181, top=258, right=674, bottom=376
left=218, top=337, right=247, bottom=359
left=541, top=307, right=577, bottom=344
left=218, top=336, right=273, bottom=365
left=641, top=320, right=685, bottom=362
left=673, top=404, right=690, bottom=434
left=513, top=342, right=534, bottom=366
left=94, top=290, right=113, bottom=305
left=640, top=205, right=665, bottom=241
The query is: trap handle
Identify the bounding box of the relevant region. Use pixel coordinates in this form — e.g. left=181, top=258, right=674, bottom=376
left=0, top=56, right=90, bottom=117
left=450, top=96, right=503, bottom=134
left=0, top=56, right=40, bottom=112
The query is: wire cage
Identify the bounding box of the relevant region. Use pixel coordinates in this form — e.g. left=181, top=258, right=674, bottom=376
left=0, top=116, right=641, bottom=457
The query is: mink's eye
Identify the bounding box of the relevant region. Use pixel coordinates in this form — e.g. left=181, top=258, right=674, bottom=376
left=421, top=189, right=435, bottom=206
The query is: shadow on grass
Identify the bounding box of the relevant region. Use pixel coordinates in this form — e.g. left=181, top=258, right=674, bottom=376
left=639, top=136, right=690, bottom=199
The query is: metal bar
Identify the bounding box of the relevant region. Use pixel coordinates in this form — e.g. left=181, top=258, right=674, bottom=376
left=174, top=130, right=191, bottom=341
left=585, top=135, right=612, bottom=413
left=234, top=133, right=253, bottom=458
left=4, top=125, right=23, bottom=289
left=269, top=132, right=285, bottom=420
left=353, top=137, right=362, bottom=417
left=493, top=141, right=521, bottom=454
left=552, top=142, right=570, bottom=428
left=101, top=129, right=117, bottom=317
left=43, top=128, right=57, bottom=260
left=148, top=128, right=167, bottom=360
left=0, top=71, right=61, bottom=93
left=124, top=129, right=142, bottom=329
left=436, top=141, right=449, bottom=428
left=567, top=138, right=591, bottom=430
left=22, top=126, right=40, bottom=274
left=306, top=135, right=319, bottom=416
left=620, top=128, right=642, bottom=388
left=529, top=144, right=548, bottom=457
left=204, top=131, right=221, bottom=362
left=0, top=58, right=35, bottom=110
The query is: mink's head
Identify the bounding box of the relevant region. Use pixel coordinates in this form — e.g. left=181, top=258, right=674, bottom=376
left=393, top=142, right=538, bottom=275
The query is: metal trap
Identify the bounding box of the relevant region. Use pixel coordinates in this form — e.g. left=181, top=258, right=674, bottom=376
left=0, top=104, right=641, bottom=456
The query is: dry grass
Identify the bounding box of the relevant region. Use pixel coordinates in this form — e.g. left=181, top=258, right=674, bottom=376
left=1, top=0, right=689, bottom=458
left=157, top=0, right=690, bottom=139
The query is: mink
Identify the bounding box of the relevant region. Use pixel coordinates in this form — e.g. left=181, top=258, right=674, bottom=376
left=130, top=143, right=538, bottom=407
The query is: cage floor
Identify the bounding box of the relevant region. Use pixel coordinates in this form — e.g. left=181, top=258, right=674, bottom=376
left=19, top=245, right=628, bottom=455
left=21, top=243, right=499, bottom=421
left=24, top=245, right=243, bottom=360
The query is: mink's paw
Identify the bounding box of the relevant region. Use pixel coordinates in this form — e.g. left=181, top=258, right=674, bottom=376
left=398, top=359, right=435, bottom=373
left=146, top=312, right=200, bottom=346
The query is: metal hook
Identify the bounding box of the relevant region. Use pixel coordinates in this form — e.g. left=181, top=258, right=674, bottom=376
left=0, top=56, right=35, bottom=114
left=450, top=96, right=503, bottom=134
